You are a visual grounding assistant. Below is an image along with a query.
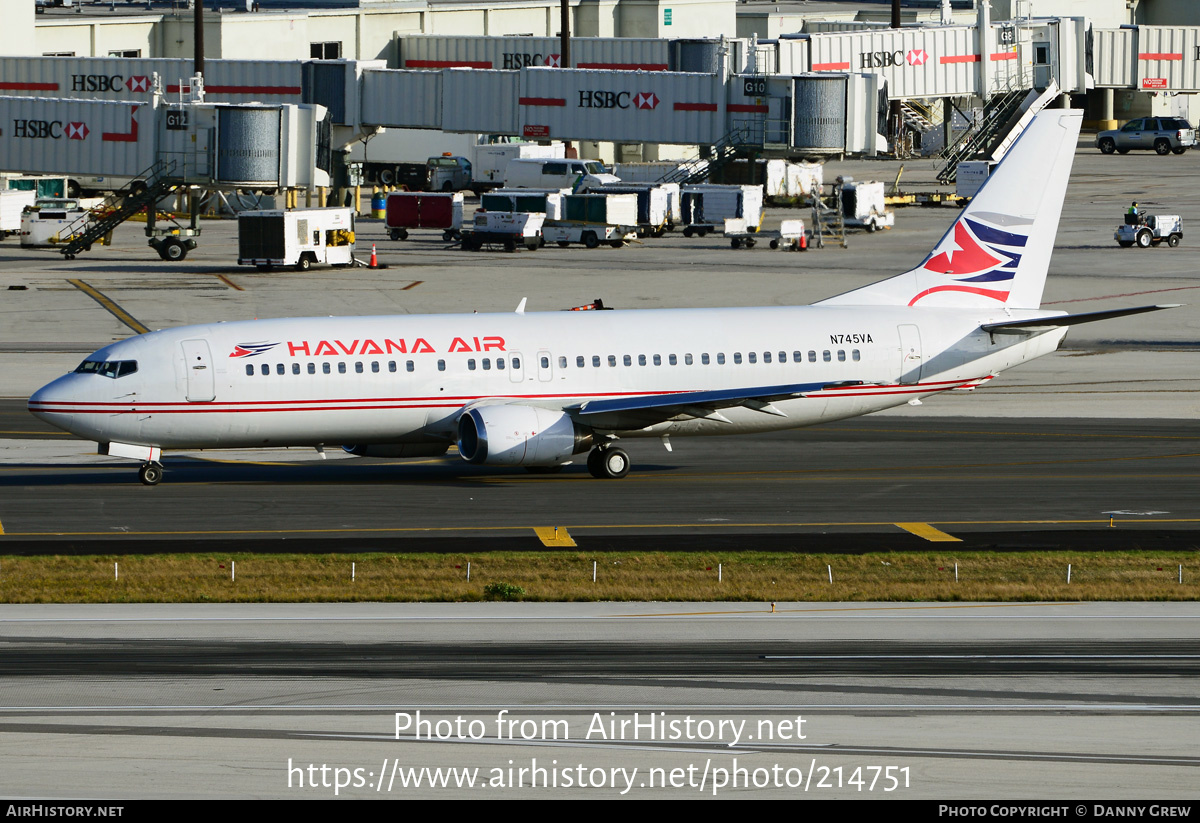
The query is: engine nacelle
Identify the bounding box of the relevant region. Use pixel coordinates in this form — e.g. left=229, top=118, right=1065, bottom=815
left=342, top=443, right=450, bottom=458
left=456, top=405, right=592, bottom=466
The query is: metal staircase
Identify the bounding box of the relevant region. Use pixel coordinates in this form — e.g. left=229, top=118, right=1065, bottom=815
left=936, top=88, right=1028, bottom=184
left=655, top=126, right=756, bottom=187
left=59, top=160, right=182, bottom=260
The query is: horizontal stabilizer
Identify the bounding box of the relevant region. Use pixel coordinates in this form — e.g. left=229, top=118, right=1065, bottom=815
left=980, top=304, right=1180, bottom=334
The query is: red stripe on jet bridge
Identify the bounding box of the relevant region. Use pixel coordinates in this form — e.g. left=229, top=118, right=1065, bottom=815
left=812, top=62, right=851, bottom=71
left=0, top=82, right=58, bottom=91
left=1139, top=52, right=1183, bottom=61
left=989, top=52, right=1018, bottom=61
left=519, top=96, right=567, bottom=106
left=674, top=102, right=718, bottom=112
left=404, top=60, right=493, bottom=69
left=166, top=84, right=303, bottom=95
left=102, top=105, right=139, bottom=143
left=728, top=104, right=768, bottom=113
left=577, top=62, right=669, bottom=71
left=941, top=54, right=981, bottom=64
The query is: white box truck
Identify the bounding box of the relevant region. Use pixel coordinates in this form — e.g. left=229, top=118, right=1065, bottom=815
left=237, top=207, right=356, bottom=271
left=542, top=193, right=639, bottom=248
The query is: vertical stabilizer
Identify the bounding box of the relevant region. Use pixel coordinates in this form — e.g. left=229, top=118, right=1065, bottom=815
left=818, top=109, right=1081, bottom=310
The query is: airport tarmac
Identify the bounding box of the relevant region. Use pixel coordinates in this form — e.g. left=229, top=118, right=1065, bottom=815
left=1, top=601, right=1197, bottom=799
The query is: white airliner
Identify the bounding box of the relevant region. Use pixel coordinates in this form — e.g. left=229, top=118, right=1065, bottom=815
left=29, top=110, right=1172, bottom=485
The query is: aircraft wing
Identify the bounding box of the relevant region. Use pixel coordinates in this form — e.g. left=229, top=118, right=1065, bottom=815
left=980, top=304, right=1180, bottom=334
left=567, top=380, right=840, bottom=424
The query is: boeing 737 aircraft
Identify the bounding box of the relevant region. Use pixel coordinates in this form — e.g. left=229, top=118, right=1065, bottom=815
left=29, top=110, right=1173, bottom=485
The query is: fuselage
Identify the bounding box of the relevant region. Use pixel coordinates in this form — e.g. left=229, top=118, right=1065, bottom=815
left=27, top=304, right=1066, bottom=452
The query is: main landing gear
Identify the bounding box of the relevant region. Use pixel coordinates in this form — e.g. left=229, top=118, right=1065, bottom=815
left=138, top=462, right=163, bottom=486
left=587, top=445, right=630, bottom=479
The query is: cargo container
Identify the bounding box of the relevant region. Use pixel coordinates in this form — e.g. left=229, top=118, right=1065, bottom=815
left=518, top=68, right=725, bottom=145
left=480, top=188, right=568, bottom=220
left=840, top=179, right=894, bottom=232
left=0, top=189, right=36, bottom=237
left=237, top=207, right=355, bottom=271
left=589, top=183, right=671, bottom=235
left=679, top=184, right=764, bottom=236
left=725, top=217, right=806, bottom=250
left=543, top=193, right=639, bottom=248
left=460, top=211, right=545, bottom=252
left=385, top=192, right=463, bottom=241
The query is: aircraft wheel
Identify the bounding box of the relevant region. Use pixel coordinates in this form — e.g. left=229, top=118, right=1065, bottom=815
left=588, top=446, right=630, bottom=479
left=1136, top=229, right=1152, bottom=248
left=1168, top=234, right=1181, bottom=247
left=1155, top=139, right=1171, bottom=155
left=1098, top=137, right=1116, bottom=155
left=138, top=463, right=163, bottom=486
left=163, top=238, right=187, bottom=261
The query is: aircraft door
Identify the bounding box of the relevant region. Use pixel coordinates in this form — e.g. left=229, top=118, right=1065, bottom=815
left=897, top=325, right=923, bottom=385
left=508, top=352, right=524, bottom=383
left=537, top=350, right=553, bottom=382
left=181, top=339, right=216, bottom=401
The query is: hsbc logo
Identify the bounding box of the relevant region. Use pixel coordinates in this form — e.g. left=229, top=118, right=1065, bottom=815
left=13, top=119, right=63, bottom=139
left=127, top=75, right=150, bottom=92
left=66, top=122, right=89, bottom=140
left=502, top=52, right=561, bottom=69
left=70, top=74, right=126, bottom=92
left=546, top=54, right=561, bottom=68
left=859, top=50, right=906, bottom=69
left=578, top=90, right=660, bottom=109
left=907, top=49, right=929, bottom=66
left=633, top=92, right=659, bottom=110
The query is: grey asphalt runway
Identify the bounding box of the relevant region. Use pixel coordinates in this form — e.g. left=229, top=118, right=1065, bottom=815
left=1, top=404, right=1199, bottom=550
left=1, top=602, right=1197, bottom=799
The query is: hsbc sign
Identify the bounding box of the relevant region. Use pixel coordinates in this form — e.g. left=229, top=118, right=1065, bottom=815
left=12, top=119, right=89, bottom=139
left=69, top=74, right=150, bottom=93
left=859, top=49, right=931, bottom=69
left=578, top=90, right=660, bottom=109
left=502, top=53, right=561, bottom=69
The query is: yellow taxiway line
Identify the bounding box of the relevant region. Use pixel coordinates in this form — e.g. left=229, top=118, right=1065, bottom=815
left=895, top=522, right=963, bottom=542
left=533, top=527, right=577, bottom=547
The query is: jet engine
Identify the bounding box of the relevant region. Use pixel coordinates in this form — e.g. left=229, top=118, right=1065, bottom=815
left=456, top=405, right=593, bottom=466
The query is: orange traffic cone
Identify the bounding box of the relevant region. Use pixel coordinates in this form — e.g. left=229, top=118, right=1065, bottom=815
left=369, top=243, right=378, bottom=268
left=798, top=231, right=807, bottom=251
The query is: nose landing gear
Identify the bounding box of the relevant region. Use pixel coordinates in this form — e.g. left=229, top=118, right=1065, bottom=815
left=138, top=462, right=163, bottom=486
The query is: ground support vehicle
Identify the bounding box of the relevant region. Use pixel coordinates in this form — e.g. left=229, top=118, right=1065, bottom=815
left=20, top=198, right=94, bottom=247
left=1115, top=212, right=1182, bottom=248
left=237, top=207, right=355, bottom=271
left=460, top=212, right=545, bottom=252
left=589, top=183, right=672, bottom=237
left=1096, top=117, right=1196, bottom=155
left=542, top=193, right=638, bottom=248
left=725, top=218, right=806, bottom=250
left=385, top=192, right=463, bottom=241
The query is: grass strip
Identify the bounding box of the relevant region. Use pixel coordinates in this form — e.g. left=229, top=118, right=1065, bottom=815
left=0, top=550, right=1197, bottom=603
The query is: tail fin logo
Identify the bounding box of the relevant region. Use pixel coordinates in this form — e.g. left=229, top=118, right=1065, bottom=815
left=911, top=213, right=1028, bottom=306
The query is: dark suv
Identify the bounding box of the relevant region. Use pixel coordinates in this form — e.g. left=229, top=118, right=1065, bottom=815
left=1096, top=117, right=1196, bottom=155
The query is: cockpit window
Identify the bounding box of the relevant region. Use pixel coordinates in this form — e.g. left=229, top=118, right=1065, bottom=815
left=75, top=359, right=138, bottom=379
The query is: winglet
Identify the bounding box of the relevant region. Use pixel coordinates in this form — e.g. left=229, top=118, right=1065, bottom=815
left=515, top=298, right=527, bottom=315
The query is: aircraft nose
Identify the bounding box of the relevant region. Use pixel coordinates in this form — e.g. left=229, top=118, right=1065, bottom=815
left=28, top=375, right=77, bottom=430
